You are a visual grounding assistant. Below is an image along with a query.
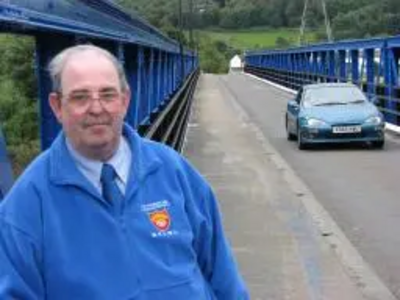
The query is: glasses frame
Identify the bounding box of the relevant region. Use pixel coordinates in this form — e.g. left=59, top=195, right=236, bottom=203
left=58, top=88, right=123, bottom=112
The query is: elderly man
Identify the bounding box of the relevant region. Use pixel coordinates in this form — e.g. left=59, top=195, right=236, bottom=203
left=0, top=45, right=249, bottom=299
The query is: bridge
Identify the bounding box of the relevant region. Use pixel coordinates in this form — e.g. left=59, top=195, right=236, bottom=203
left=1, top=1, right=400, bottom=299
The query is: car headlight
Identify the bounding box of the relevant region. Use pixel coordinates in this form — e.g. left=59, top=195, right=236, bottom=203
left=305, top=118, right=328, bottom=127
left=364, top=116, right=383, bottom=125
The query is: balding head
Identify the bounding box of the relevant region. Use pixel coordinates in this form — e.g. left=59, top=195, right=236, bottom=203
left=48, top=45, right=129, bottom=93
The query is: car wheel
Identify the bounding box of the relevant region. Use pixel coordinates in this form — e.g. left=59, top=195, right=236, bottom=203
left=297, top=128, right=307, bottom=150
left=286, top=115, right=296, bottom=141
left=371, top=140, right=384, bottom=149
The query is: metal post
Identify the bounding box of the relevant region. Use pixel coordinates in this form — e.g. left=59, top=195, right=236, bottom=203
left=365, top=48, right=375, bottom=97
left=178, top=0, right=185, bottom=81
left=351, top=50, right=360, bottom=85
left=134, top=46, right=143, bottom=128
left=188, top=0, right=193, bottom=48
left=338, top=50, right=347, bottom=82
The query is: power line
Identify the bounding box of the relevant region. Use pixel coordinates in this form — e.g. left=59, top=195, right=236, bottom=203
left=298, top=0, right=334, bottom=46
left=298, top=0, right=309, bottom=46
left=321, top=0, right=333, bottom=42
left=178, top=0, right=185, bottom=78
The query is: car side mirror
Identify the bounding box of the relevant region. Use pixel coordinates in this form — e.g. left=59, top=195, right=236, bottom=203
left=288, top=100, right=299, bottom=110
left=370, top=96, right=379, bottom=105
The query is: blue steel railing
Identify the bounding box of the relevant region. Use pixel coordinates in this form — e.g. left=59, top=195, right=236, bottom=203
left=0, top=0, right=199, bottom=199
left=244, top=36, right=400, bottom=126
left=0, top=126, right=13, bottom=197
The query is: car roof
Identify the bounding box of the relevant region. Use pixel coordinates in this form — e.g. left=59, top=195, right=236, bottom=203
left=303, top=82, right=359, bottom=90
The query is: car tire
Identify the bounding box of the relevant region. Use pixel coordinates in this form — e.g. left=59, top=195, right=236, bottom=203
left=286, top=115, right=296, bottom=141
left=297, top=129, right=307, bottom=150
left=371, top=140, right=384, bottom=149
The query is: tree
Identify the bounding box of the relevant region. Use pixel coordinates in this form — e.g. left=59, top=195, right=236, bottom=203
left=0, top=34, right=39, bottom=176
left=275, top=36, right=290, bottom=48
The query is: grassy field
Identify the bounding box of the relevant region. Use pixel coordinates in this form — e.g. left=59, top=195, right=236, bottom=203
left=200, top=27, right=317, bottom=50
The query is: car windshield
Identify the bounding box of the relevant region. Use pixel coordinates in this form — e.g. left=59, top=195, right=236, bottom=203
left=303, top=86, right=367, bottom=107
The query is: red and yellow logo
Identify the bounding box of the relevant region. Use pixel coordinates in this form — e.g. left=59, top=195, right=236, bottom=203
left=149, top=209, right=170, bottom=232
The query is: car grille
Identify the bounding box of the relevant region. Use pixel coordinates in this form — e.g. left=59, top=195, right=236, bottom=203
left=327, top=132, right=365, bottom=139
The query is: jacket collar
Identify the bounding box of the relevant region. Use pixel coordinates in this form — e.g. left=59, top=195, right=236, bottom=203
left=49, top=123, right=162, bottom=200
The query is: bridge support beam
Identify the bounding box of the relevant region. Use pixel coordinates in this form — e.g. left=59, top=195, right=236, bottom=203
left=364, top=49, right=375, bottom=98
left=383, top=47, right=397, bottom=124
left=327, top=51, right=336, bottom=82
left=351, top=50, right=360, bottom=85
left=338, top=50, right=347, bottom=82
left=0, top=125, right=13, bottom=200
left=35, top=34, right=75, bottom=150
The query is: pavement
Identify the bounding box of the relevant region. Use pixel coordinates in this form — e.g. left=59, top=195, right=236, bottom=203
left=182, top=73, right=397, bottom=300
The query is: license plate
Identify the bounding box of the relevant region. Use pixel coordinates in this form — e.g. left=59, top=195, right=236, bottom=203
left=332, top=126, right=362, bottom=133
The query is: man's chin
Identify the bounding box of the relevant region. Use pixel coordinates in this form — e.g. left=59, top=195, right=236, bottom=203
left=83, top=138, right=117, bottom=160
left=87, top=124, right=110, bottom=134
left=86, top=138, right=112, bottom=149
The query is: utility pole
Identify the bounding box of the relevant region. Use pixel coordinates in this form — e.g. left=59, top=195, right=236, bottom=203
left=298, top=0, right=333, bottom=45
left=188, top=0, right=194, bottom=48
left=298, top=0, right=309, bottom=46
left=321, top=0, right=333, bottom=42
left=178, top=0, right=185, bottom=79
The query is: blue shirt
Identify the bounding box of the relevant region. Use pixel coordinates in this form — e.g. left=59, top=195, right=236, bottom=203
left=0, top=124, right=249, bottom=300
left=66, top=136, right=131, bottom=195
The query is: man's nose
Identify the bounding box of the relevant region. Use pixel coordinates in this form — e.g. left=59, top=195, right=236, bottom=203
left=87, top=96, right=105, bottom=113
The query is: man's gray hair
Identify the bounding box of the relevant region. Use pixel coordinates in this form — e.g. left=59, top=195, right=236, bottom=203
left=48, top=44, right=129, bottom=93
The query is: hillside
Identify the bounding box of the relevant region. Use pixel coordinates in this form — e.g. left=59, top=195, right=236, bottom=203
left=201, top=28, right=317, bottom=50
left=115, top=0, right=400, bottom=40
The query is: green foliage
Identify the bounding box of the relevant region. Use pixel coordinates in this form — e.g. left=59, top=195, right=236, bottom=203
left=7, top=140, right=40, bottom=177
left=198, top=35, right=231, bottom=73
left=0, top=34, right=39, bottom=176
left=275, top=36, right=291, bottom=48
left=0, top=35, right=37, bottom=99
left=201, top=28, right=315, bottom=50
left=116, top=0, right=400, bottom=42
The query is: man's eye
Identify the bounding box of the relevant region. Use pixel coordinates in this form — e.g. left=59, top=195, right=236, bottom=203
left=100, top=92, right=117, bottom=101
left=71, top=93, right=90, bottom=102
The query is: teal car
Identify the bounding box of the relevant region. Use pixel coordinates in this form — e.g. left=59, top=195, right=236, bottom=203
left=285, top=83, right=385, bottom=150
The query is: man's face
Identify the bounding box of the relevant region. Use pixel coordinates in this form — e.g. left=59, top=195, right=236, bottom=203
left=49, top=51, right=130, bottom=160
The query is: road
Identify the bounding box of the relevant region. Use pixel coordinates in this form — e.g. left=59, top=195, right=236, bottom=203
left=218, top=72, right=400, bottom=298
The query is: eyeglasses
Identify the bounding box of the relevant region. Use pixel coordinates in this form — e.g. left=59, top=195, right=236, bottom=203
left=61, top=89, right=121, bottom=111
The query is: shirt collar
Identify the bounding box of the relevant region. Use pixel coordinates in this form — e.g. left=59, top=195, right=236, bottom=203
left=66, top=137, right=131, bottom=186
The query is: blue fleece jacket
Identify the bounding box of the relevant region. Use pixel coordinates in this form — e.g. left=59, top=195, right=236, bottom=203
left=0, top=124, right=249, bottom=300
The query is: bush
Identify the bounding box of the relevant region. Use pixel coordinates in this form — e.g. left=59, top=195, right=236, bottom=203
left=0, top=34, right=38, bottom=177
left=198, top=36, right=230, bottom=73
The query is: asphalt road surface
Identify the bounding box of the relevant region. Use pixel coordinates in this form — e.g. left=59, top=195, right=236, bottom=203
left=218, top=72, right=400, bottom=299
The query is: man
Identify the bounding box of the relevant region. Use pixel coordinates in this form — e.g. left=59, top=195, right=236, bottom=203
left=0, top=45, right=249, bottom=299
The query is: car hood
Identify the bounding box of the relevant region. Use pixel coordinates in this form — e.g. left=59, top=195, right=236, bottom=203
left=301, top=102, right=379, bottom=124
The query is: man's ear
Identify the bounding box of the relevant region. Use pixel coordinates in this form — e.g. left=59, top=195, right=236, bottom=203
left=122, top=88, right=131, bottom=109
left=49, top=92, right=63, bottom=123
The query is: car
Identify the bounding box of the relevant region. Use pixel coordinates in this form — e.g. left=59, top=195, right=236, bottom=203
left=285, top=82, right=385, bottom=150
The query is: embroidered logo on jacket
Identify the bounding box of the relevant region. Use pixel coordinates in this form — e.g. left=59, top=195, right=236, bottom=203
left=149, top=209, right=170, bottom=232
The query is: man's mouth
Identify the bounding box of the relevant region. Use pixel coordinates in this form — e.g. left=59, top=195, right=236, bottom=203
left=85, top=122, right=109, bottom=128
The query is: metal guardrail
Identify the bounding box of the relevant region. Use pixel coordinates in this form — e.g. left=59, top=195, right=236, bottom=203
left=141, top=68, right=200, bottom=152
